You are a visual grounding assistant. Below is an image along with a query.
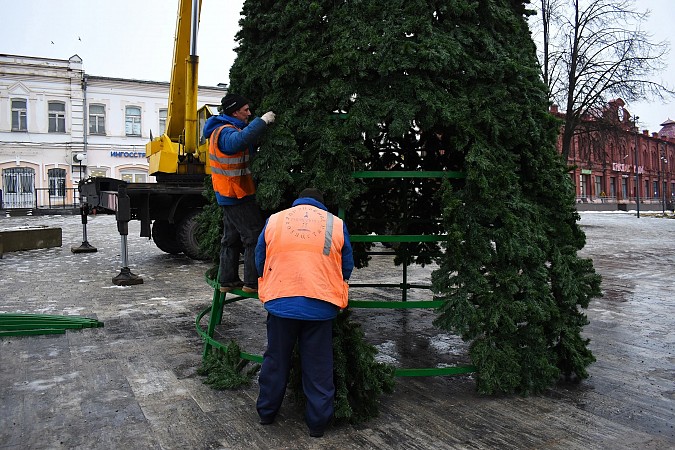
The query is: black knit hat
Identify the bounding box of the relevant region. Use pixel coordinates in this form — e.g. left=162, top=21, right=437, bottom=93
left=220, top=94, right=250, bottom=115
left=298, top=188, right=324, bottom=204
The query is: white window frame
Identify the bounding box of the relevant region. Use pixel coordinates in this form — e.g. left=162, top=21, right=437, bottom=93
left=11, top=98, right=27, bottom=131
left=159, top=108, right=167, bottom=135
left=125, top=106, right=142, bottom=136
left=120, top=169, right=147, bottom=183
left=48, top=168, right=67, bottom=197
left=89, top=168, right=108, bottom=178
left=48, top=101, right=66, bottom=133
left=89, top=104, right=106, bottom=135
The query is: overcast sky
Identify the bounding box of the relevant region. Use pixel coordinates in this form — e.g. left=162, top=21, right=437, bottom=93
left=1, top=0, right=673, bottom=132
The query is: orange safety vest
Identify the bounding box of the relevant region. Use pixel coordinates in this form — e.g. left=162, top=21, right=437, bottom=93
left=258, top=204, right=349, bottom=309
left=208, top=124, right=256, bottom=199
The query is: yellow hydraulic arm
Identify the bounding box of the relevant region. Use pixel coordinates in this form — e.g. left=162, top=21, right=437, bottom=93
left=146, top=0, right=211, bottom=177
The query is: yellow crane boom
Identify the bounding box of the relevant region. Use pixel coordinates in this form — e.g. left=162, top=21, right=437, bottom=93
left=146, top=0, right=211, bottom=178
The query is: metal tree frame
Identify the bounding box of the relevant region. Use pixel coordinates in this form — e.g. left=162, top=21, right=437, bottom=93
left=197, top=171, right=476, bottom=377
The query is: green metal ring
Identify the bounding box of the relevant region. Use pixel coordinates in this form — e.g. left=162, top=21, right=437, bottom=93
left=197, top=277, right=476, bottom=377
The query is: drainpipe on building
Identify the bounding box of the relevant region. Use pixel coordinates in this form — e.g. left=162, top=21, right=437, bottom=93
left=78, top=74, right=88, bottom=206
left=634, top=117, right=640, bottom=219
left=82, top=74, right=88, bottom=160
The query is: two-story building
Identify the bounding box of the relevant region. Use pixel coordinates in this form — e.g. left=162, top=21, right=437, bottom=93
left=0, top=54, right=226, bottom=210
left=554, top=98, right=675, bottom=209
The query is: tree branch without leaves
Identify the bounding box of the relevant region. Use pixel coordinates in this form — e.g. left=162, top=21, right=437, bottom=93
left=530, top=0, right=673, bottom=160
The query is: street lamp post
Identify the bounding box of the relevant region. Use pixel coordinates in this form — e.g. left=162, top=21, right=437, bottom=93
left=634, top=117, right=640, bottom=218
left=661, top=142, right=668, bottom=214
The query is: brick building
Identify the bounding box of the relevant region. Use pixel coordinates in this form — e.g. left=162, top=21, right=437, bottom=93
left=553, top=98, right=675, bottom=209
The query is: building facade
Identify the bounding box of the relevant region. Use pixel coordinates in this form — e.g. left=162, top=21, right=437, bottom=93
left=0, top=54, right=226, bottom=209
left=2, top=54, right=674, bottom=212
left=555, top=99, right=675, bottom=209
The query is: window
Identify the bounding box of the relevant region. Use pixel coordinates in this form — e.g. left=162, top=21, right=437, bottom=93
left=89, top=168, right=108, bottom=178
left=48, top=168, right=66, bottom=197
left=2, top=167, right=35, bottom=208
left=11, top=99, right=27, bottom=131
left=89, top=104, right=106, bottom=135
left=578, top=174, right=588, bottom=197
left=125, top=106, right=141, bottom=136
left=120, top=170, right=147, bottom=183
left=159, top=109, right=167, bottom=135
left=594, top=175, right=603, bottom=198
left=48, top=101, right=66, bottom=133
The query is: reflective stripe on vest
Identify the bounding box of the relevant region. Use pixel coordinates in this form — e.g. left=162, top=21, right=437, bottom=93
left=208, top=124, right=256, bottom=198
left=258, top=205, right=348, bottom=308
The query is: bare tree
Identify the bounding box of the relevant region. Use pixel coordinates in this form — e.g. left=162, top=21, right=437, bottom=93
left=530, top=0, right=673, bottom=160
left=535, top=0, right=567, bottom=92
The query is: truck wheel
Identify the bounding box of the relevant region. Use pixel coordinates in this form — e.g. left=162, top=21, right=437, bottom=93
left=152, top=220, right=181, bottom=254
left=177, top=210, right=209, bottom=260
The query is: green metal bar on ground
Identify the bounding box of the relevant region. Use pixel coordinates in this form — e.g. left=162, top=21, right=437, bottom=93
left=352, top=171, right=465, bottom=179
left=350, top=235, right=448, bottom=243
left=0, top=313, right=103, bottom=337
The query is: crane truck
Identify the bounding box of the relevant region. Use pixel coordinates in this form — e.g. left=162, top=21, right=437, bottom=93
left=72, top=0, right=219, bottom=285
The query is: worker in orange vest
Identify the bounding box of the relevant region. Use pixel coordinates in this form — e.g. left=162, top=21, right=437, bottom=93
left=254, top=188, right=354, bottom=438
left=203, top=93, right=275, bottom=293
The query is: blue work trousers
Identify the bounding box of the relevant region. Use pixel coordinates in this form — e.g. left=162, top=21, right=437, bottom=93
left=256, top=314, right=335, bottom=431
left=219, top=200, right=263, bottom=286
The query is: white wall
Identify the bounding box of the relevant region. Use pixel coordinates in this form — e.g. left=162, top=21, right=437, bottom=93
left=0, top=53, right=225, bottom=207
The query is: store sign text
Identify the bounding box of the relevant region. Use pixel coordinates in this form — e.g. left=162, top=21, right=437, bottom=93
left=612, top=163, right=643, bottom=174
left=110, top=151, right=146, bottom=158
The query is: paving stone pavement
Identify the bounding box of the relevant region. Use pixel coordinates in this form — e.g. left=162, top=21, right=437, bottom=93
left=0, top=212, right=674, bottom=449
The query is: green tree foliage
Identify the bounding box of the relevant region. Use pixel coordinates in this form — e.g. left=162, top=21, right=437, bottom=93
left=226, top=0, right=601, bottom=395
left=197, top=176, right=225, bottom=280
left=331, top=310, right=396, bottom=423
left=288, top=309, right=396, bottom=424
left=198, top=342, right=260, bottom=389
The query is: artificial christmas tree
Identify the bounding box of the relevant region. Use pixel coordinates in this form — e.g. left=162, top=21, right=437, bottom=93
left=216, top=0, right=601, bottom=395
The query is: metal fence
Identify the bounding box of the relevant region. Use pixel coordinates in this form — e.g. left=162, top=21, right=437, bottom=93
left=0, top=187, right=79, bottom=210
left=576, top=195, right=672, bottom=204
left=35, top=187, right=80, bottom=209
